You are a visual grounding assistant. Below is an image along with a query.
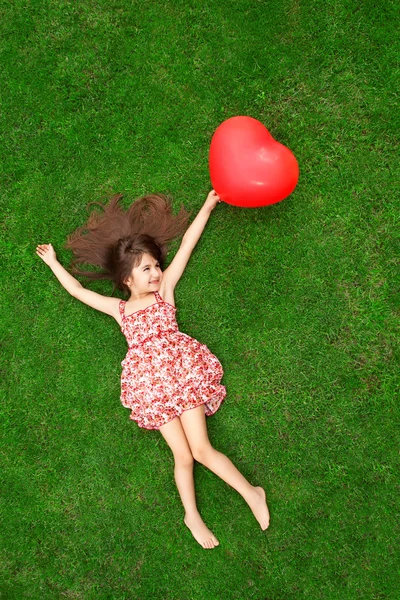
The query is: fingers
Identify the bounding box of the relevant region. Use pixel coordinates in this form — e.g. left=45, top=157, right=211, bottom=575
left=207, top=190, right=221, bottom=207
left=36, top=243, right=50, bottom=255
left=36, top=243, right=54, bottom=261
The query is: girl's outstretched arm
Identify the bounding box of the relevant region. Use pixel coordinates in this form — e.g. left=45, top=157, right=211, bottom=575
left=36, top=244, right=120, bottom=321
left=161, top=190, right=220, bottom=296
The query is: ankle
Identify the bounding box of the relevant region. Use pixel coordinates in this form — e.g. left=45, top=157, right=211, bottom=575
left=184, top=510, right=201, bottom=521
left=243, top=485, right=261, bottom=504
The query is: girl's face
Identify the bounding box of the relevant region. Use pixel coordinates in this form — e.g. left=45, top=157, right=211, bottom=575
left=125, top=253, right=163, bottom=295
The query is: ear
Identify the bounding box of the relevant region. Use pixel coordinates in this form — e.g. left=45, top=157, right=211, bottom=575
left=124, top=275, right=133, bottom=288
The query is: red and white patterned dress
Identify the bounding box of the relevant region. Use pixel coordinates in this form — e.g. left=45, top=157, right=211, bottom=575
left=119, top=292, right=226, bottom=429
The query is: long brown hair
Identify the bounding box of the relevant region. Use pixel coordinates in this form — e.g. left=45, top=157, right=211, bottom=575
left=66, top=194, right=190, bottom=294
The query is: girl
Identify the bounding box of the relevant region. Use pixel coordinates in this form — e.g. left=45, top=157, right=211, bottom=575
left=36, top=190, right=269, bottom=549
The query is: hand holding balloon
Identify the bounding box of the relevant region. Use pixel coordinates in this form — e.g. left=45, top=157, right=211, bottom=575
left=209, top=116, right=299, bottom=208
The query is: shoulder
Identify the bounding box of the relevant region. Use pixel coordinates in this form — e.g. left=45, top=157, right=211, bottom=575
left=99, top=295, right=125, bottom=324
left=115, top=298, right=126, bottom=325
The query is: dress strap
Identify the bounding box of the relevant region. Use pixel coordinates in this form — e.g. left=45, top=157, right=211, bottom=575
left=119, top=300, right=126, bottom=319
left=154, top=291, right=162, bottom=302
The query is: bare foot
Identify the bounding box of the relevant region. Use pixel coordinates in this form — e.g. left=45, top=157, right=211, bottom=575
left=184, top=513, right=219, bottom=549
left=247, top=486, right=270, bottom=530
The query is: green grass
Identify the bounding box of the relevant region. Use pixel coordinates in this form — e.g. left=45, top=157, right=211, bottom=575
left=1, top=0, right=399, bottom=598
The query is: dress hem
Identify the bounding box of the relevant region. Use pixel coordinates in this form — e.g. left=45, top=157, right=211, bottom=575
left=127, top=395, right=225, bottom=430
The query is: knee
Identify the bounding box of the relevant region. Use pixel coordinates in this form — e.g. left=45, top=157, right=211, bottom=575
left=174, top=450, right=194, bottom=469
left=191, top=443, right=214, bottom=465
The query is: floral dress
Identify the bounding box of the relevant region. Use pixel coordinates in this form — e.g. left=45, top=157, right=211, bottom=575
left=119, top=292, right=226, bottom=429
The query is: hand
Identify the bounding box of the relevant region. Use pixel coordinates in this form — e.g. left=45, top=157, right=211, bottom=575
left=204, top=189, right=221, bottom=211
left=36, top=243, right=57, bottom=266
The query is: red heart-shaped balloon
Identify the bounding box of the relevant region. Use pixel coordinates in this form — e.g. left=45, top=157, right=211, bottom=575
left=209, top=116, right=299, bottom=207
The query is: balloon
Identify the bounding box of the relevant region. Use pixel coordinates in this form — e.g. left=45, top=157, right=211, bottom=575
left=209, top=116, right=299, bottom=208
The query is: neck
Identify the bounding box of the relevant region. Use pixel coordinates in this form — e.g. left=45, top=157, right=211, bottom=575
left=128, top=290, right=154, bottom=301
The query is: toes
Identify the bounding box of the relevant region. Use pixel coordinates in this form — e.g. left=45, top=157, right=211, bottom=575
left=202, top=537, right=219, bottom=549
left=261, top=517, right=270, bottom=530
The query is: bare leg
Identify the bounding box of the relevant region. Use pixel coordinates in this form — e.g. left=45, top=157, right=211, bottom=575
left=159, top=417, right=219, bottom=549
left=180, top=406, right=270, bottom=530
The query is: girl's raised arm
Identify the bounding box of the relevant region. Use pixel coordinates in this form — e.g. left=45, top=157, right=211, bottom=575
left=36, top=244, right=121, bottom=321
left=161, top=190, right=220, bottom=297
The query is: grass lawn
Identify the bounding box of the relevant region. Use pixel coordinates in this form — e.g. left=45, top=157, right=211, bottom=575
left=1, top=0, right=399, bottom=598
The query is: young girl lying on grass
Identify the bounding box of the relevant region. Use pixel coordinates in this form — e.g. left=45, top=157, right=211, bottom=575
left=36, top=189, right=269, bottom=549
